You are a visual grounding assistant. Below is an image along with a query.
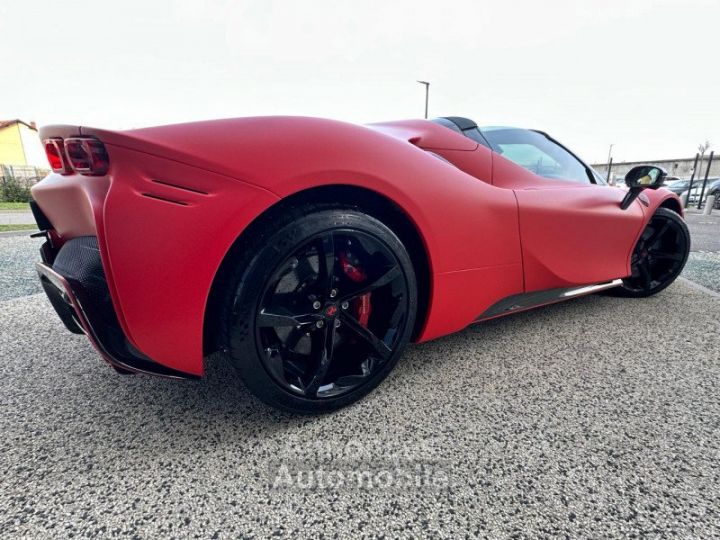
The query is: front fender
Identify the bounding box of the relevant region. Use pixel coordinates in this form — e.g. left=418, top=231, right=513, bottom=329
left=644, top=188, right=684, bottom=218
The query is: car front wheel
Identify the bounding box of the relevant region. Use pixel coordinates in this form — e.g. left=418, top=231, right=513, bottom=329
left=612, top=207, right=690, bottom=297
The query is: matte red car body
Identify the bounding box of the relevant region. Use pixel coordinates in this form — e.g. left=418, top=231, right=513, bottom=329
left=32, top=117, right=682, bottom=377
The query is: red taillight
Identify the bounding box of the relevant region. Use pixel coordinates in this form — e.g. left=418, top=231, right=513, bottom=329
left=43, top=138, right=70, bottom=174
left=64, top=138, right=109, bottom=176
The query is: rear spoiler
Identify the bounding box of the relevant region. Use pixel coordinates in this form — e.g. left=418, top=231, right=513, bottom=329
left=38, top=125, right=84, bottom=140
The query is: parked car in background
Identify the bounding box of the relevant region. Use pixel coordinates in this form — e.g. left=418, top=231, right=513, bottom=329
left=666, top=178, right=695, bottom=195
left=684, top=178, right=720, bottom=207
left=612, top=176, right=627, bottom=188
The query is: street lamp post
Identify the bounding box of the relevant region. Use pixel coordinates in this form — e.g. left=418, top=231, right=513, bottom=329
left=417, top=81, right=430, bottom=119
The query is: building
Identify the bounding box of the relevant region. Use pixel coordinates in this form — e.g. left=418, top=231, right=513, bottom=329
left=0, top=119, right=47, bottom=168
left=592, top=156, right=720, bottom=182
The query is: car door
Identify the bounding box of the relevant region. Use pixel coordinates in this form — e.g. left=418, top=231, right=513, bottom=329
left=484, top=127, right=646, bottom=292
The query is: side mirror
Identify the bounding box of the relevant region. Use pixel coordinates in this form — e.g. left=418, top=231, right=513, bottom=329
left=620, top=165, right=667, bottom=210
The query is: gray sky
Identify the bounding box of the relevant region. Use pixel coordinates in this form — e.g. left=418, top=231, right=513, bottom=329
left=1, top=0, right=717, bottom=163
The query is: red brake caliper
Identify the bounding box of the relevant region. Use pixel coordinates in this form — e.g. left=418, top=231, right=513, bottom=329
left=339, top=251, right=371, bottom=327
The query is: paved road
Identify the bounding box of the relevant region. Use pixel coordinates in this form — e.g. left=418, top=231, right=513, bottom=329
left=680, top=210, right=720, bottom=293
left=0, top=210, right=34, bottom=226
left=1, top=282, right=719, bottom=537
left=685, top=210, right=720, bottom=252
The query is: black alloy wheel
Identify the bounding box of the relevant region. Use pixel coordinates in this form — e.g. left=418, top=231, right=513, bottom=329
left=256, top=229, right=409, bottom=399
left=224, top=207, right=417, bottom=413
left=615, top=208, right=690, bottom=297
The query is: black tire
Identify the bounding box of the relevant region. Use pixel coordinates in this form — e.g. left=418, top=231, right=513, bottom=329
left=609, top=207, right=690, bottom=298
left=220, top=205, right=417, bottom=414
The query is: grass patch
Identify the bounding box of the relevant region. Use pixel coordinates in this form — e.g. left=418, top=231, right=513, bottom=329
left=0, top=202, right=31, bottom=211
left=0, top=224, right=37, bottom=232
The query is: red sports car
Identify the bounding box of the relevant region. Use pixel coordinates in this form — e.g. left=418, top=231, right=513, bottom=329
left=31, top=116, right=689, bottom=413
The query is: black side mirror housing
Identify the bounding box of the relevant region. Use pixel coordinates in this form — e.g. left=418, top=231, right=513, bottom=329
left=620, top=165, right=667, bottom=210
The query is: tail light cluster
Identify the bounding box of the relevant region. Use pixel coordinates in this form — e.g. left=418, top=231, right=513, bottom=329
left=43, top=137, right=109, bottom=176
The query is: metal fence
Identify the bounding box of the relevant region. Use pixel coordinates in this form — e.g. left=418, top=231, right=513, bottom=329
left=0, top=165, right=48, bottom=186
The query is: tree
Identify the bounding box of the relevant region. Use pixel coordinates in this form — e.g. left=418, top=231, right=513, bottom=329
left=697, top=140, right=711, bottom=178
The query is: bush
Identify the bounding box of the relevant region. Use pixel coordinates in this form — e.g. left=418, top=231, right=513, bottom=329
left=0, top=176, right=34, bottom=203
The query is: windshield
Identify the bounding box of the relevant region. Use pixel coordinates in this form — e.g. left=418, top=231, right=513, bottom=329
left=481, top=127, right=591, bottom=184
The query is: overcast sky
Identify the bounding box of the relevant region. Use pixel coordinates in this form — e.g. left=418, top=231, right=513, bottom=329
left=1, top=0, right=717, bottom=163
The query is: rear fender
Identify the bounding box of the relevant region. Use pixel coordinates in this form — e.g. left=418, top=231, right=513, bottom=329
left=100, top=146, right=279, bottom=375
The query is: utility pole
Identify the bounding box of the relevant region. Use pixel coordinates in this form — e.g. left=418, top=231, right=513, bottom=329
left=606, top=143, right=614, bottom=167
left=417, top=81, right=430, bottom=119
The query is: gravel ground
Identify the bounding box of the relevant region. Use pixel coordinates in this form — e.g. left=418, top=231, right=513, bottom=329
left=1, top=283, right=719, bottom=538
left=1, top=213, right=718, bottom=538
left=0, top=235, right=44, bottom=301
left=684, top=252, right=720, bottom=293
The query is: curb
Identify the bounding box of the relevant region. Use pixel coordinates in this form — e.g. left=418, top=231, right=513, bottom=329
left=0, top=229, right=38, bottom=238
left=678, top=277, right=720, bottom=299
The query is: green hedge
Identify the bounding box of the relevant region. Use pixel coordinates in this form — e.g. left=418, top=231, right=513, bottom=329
left=0, top=177, right=33, bottom=203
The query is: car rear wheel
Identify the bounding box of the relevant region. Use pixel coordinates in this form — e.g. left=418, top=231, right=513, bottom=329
left=612, top=208, right=690, bottom=298
left=223, top=207, right=417, bottom=413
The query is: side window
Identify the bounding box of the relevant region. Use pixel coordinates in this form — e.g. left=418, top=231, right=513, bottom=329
left=481, top=127, right=592, bottom=184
